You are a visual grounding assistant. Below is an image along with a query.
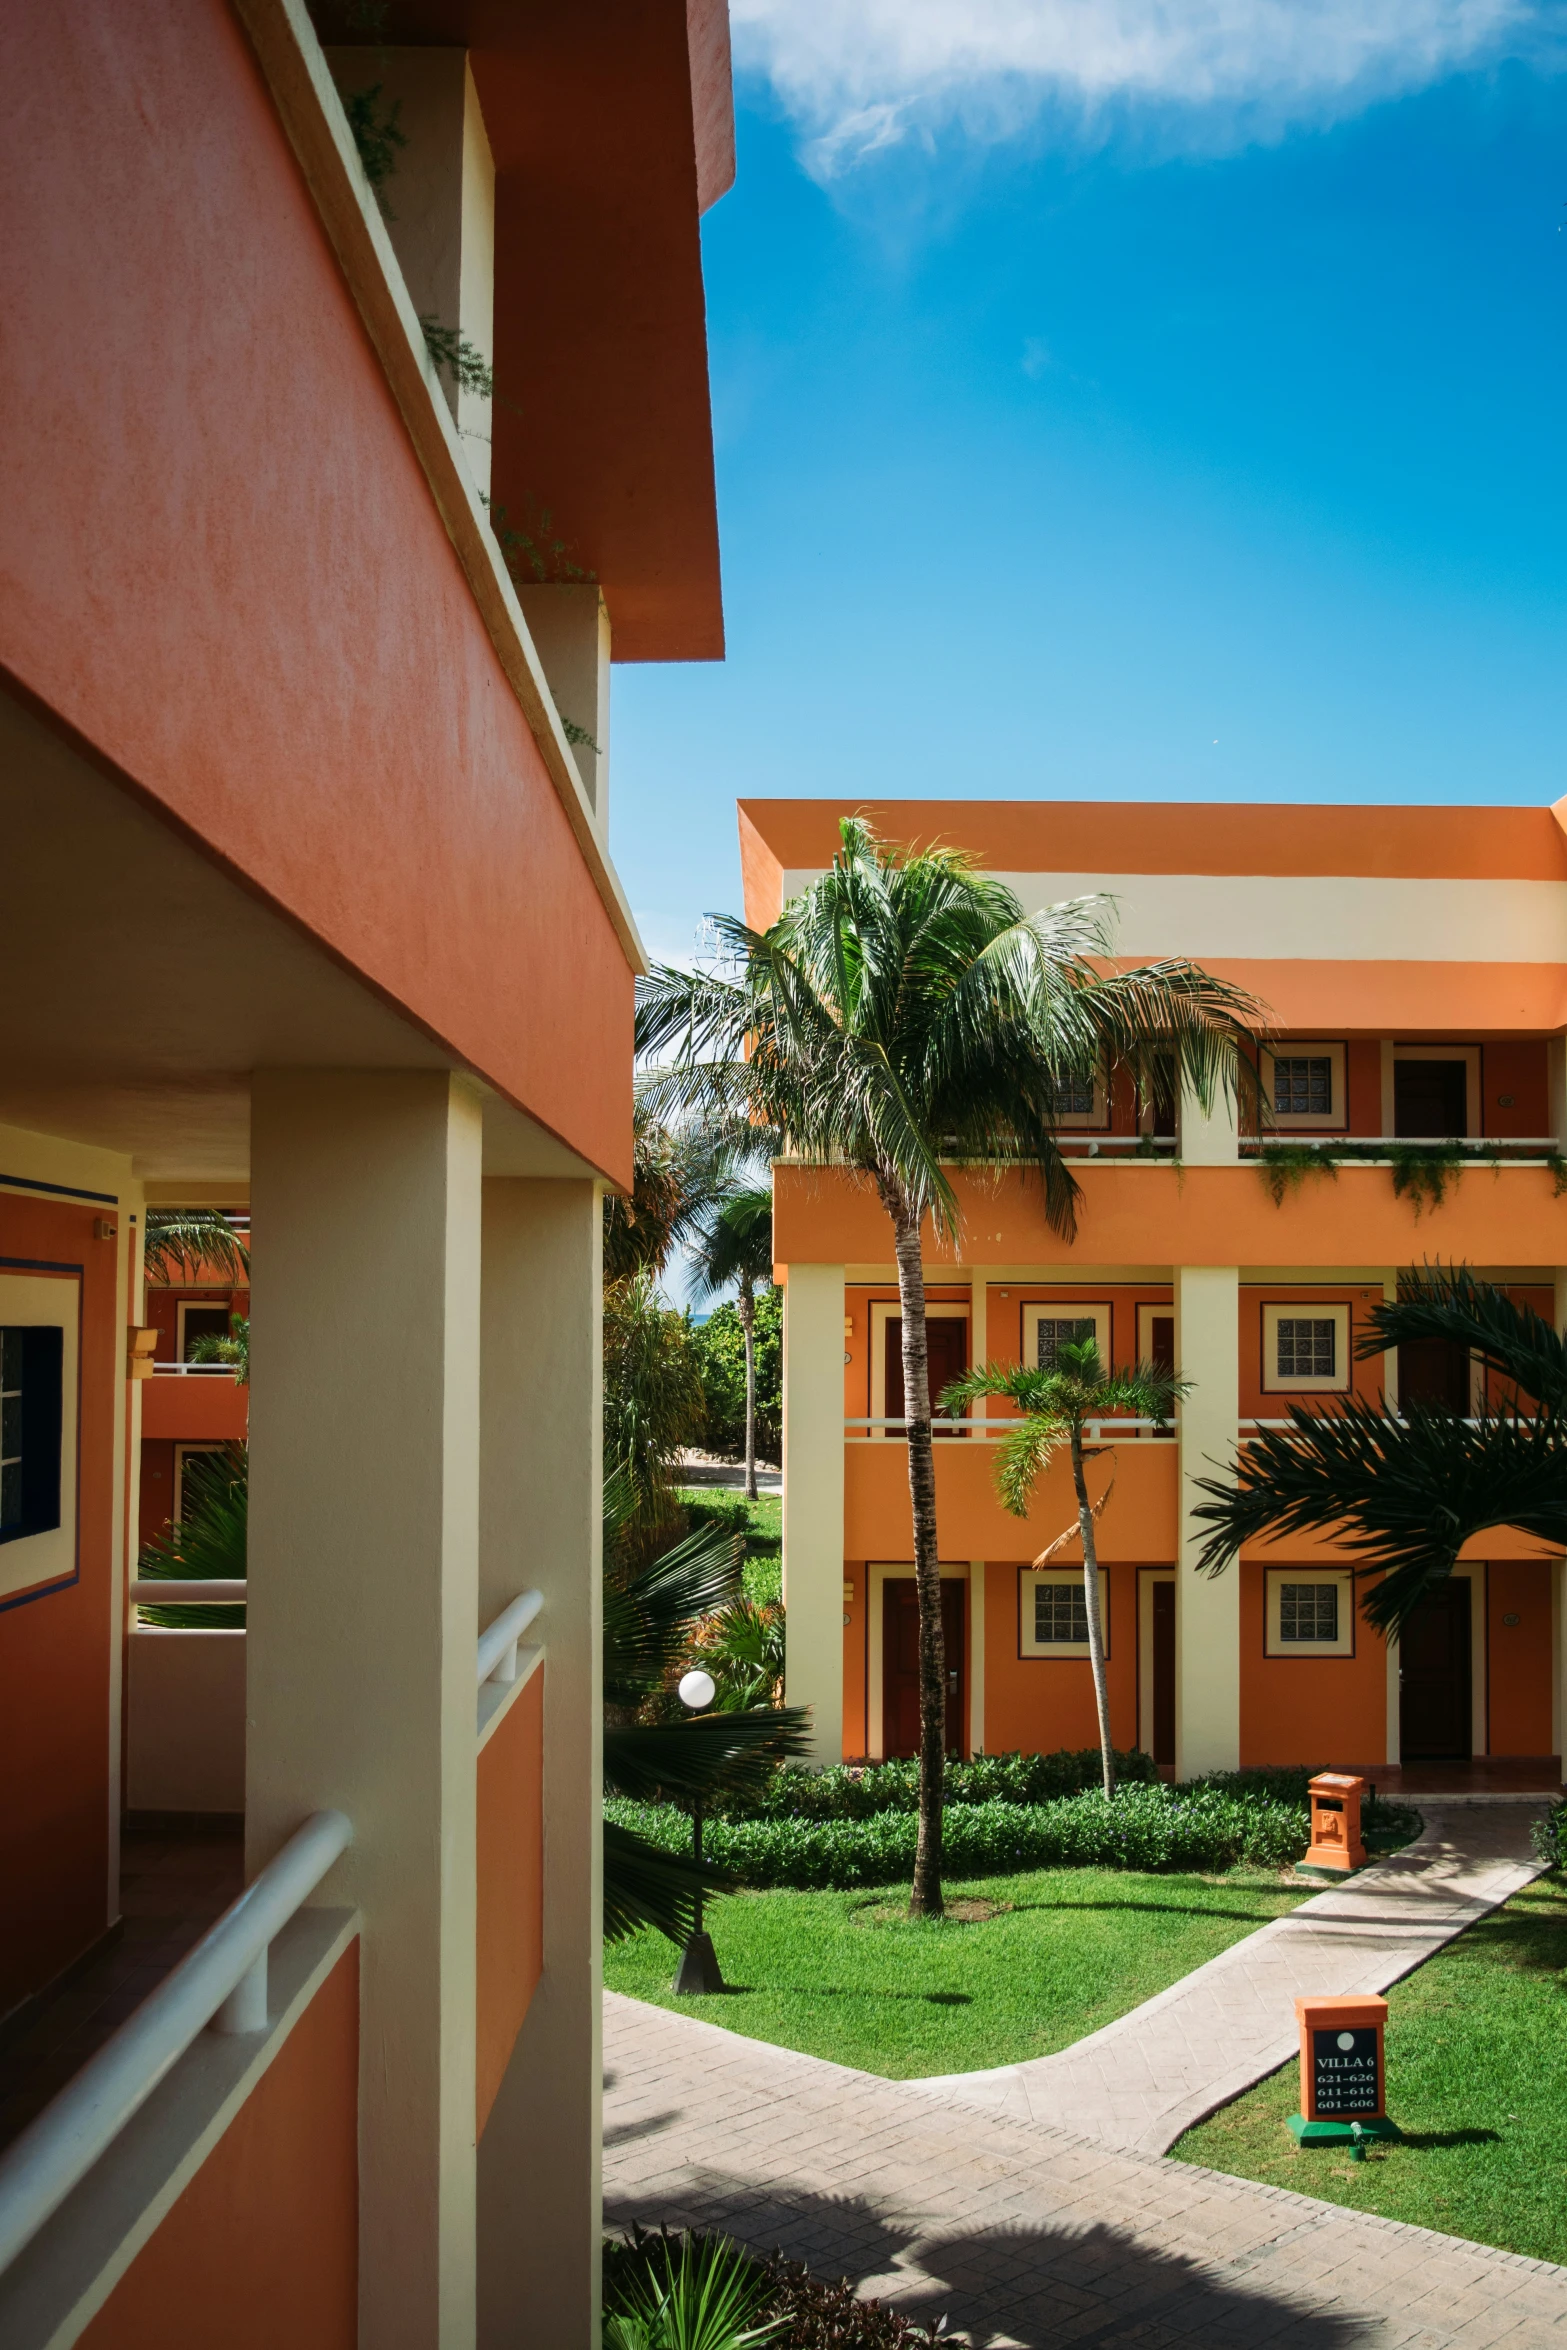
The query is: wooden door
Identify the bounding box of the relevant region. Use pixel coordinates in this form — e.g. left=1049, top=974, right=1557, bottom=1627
left=884, top=1314, right=968, bottom=1432
left=1394, top=1058, right=1467, bottom=1138
left=1397, top=1336, right=1470, bottom=1413
left=1151, top=1580, right=1176, bottom=1767
left=882, top=1578, right=965, bottom=1757
left=1400, top=1581, right=1472, bottom=1759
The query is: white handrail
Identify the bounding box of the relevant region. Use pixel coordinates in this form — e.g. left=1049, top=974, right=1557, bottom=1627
left=0, top=1808, right=351, bottom=2279
left=477, top=1589, right=544, bottom=1686
left=131, top=1579, right=247, bottom=1604
left=148, top=1362, right=241, bottom=1376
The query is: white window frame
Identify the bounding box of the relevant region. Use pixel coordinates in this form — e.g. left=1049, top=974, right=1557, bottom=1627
left=1020, top=1566, right=1110, bottom=1660
left=1261, top=1041, right=1346, bottom=1132
left=1262, top=1301, right=1350, bottom=1394
left=1265, top=1566, right=1354, bottom=1658
left=174, top=1441, right=228, bottom=1523
left=1022, top=1301, right=1111, bottom=1372
left=1137, top=1567, right=1176, bottom=1759
left=1392, top=1043, right=1481, bottom=1140
left=0, top=1270, right=79, bottom=1604
left=868, top=1300, right=969, bottom=1434
left=176, top=1295, right=234, bottom=1363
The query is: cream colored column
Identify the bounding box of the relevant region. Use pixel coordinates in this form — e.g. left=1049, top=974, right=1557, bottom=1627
left=1175, top=1265, right=1241, bottom=1777
left=1178, top=1073, right=1239, bottom=1164
left=248, top=1071, right=482, bottom=2350
left=1381, top=1273, right=1403, bottom=1763
left=474, top=1179, right=603, bottom=2350
left=783, top=1264, right=846, bottom=1765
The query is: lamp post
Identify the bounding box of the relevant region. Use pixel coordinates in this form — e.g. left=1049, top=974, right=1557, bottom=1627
left=672, top=1667, right=726, bottom=1995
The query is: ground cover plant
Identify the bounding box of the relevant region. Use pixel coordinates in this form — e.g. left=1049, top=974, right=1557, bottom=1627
left=605, top=2229, right=945, bottom=2349
left=1173, top=1871, right=1567, bottom=2265
left=603, top=1865, right=1312, bottom=2077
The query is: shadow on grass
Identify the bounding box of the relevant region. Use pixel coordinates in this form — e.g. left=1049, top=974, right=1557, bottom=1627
left=1396, top=2127, right=1503, bottom=2151
left=605, top=2175, right=1373, bottom=2347
left=668, top=1985, right=975, bottom=2008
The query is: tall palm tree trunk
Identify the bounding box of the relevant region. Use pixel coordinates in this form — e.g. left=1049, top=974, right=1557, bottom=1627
left=1069, top=1425, right=1116, bottom=1801
left=888, top=1190, right=945, bottom=1918
left=739, top=1279, right=758, bottom=1503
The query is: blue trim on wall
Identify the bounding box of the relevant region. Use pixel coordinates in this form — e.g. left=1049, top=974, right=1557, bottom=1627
left=0, top=1172, right=118, bottom=1205
left=0, top=1259, right=85, bottom=1611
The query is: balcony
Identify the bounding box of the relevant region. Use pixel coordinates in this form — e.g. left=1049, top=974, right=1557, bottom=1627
left=844, top=1416, right=1179, bottom=1559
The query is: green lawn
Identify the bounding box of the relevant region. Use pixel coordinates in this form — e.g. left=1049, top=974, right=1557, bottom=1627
left=605, top=1867, right=1309, bottom=2078
left=1174, top=1873, right=1567, bottom=2266
left=679, top=1487, right=781, bottom=1606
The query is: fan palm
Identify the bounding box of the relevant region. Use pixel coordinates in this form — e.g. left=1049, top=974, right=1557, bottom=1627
left=691, top=1187, right=774, bottom=1499
left=636, top=815, right=1262, bottom=1914
left=1192, top=1266, right=1567, bottom=1632
left=944, top=1340, right=1187, bottom=1798
left=143, top=1208, right=250, bottom=1287
left=137, top=1441, right=247, bottom=1628
left=602, top=1478, right=811, bottom=1940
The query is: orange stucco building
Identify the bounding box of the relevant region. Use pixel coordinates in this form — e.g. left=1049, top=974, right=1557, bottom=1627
left=0, top=7, right=733, bottom=2345
left=745, top=800, right=1567, bottom=1788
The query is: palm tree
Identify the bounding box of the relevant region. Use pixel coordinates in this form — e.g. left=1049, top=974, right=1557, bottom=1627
left=692, top=1187, right=774, bottom=1500
left=604, top=1096, right=732, bottom=1284
left=636, top=816, right=1261, bottom=1916
left=143, top=1207, right=249, bottom=1287
left=1193, top=1265, right=1567, bottom=1632
left=188, top=1314, right=249, bottom=1385
left=602, top=1480, right=811, bottom=1939
left=944, top=1339, right=1187, bottom=1799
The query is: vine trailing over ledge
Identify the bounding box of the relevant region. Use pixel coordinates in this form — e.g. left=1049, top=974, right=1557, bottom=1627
left=1253, top=1137, right=1567, bottom=1219
left=1255, top=1141, right=1340, bottom=1207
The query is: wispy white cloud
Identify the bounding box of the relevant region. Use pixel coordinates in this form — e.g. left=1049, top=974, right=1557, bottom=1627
left=731, top=0, right=1543, bottom=173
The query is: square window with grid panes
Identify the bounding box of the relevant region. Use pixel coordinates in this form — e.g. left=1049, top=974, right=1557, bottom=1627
left=1273, top=1055, right=1334, bottom=1118
left=1279, top=1581, right=1339, bottom=1644
left=1036, top=1317, right=1096, bottom=1370
left=1034, top=1580, right=1089, bottom=1644
left=1276, top=1317, right=1336, bottom=1381
left=1049, top=1070, right=1097, bottom=1117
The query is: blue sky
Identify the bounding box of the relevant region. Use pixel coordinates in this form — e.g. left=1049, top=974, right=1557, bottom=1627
left=611, top=4, right=1566, bottom=969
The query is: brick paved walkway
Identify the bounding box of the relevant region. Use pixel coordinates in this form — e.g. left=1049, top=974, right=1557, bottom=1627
left=605, top=1989, right=1567, bottom=2348
left=913, top=1803, right=1546, bottom=2155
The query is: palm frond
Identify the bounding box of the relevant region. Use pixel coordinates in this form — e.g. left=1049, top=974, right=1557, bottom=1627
left=1359, top=1262, right=1567, bottom=1411
left=602, top=1820, right=734, bottom=1944
left=143, top=1208, right=249, bottom=1287
left=1192, top=1397, right=1567, bottom=1632
left=604, top=1705, right=813, bottom=1807
left=603, top=1519, right=744, bottom=1708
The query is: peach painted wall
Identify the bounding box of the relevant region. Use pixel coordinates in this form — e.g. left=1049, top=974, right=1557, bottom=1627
left=845, top=1442, right=1177, bottom=1566
left=1238, top=1563, right=1387, bottom=1769
left=80, top=1943, right=359, bottom=2350
left=0, top=1193, right=118, bottom=2013
left=1487, top=1562, right=1554, bottom=1755
left=1481, top=1043, right=1549, bottom=1137
left=139, top=1379, right=250, bottom=1445
left=475, top=1668, right=544, bottom=2137
left=0, top=4, right=631, bottom=1183
left=981, top=1560, right=1139, bottom=1755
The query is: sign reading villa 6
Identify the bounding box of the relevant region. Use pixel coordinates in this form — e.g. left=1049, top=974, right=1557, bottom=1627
left=1288, top=1994, right=1401, bottom=2147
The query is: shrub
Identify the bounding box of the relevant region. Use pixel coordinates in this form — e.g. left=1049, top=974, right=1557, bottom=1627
left=1532, top=1799, right=1567, bottom=1870
left=605, top=2231, right=945, bottom=2350
left=606, top=1783, right=1316, bottom=1887
left=729, top=1746, right=1159, bottom=1824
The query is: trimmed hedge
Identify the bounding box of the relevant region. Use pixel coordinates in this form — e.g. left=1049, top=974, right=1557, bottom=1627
left=723, top=1746, right=1158, bottom=1823
left=607, top=1782, right=1318, bottom=1886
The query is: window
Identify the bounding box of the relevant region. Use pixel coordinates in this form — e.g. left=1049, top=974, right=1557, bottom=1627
left=1049, top=1071, right=1097, bottom=1118
left=1023, top=1302, right=1111, bottom=1372
left=178, top=1300, right=233, bottom=1363
left=1265, top=1567, right=1353, bottom=1656
left=1277, top=1318, right=1336, bottom=1381
left=0, top=1324, right=63, bottom=1545
left=1260, top=1041, right=1345, bottom=1131
left=1262, top=1302, right=1350, bottom=1394
left=1034, top=1580, right=1088, bottom=1643
left=1020, top=1567, right=1110, bottom=1658
left=1273, top=1057, right=1333, bottom=1118
left=1279, top=1581, right=1338, bottom=1644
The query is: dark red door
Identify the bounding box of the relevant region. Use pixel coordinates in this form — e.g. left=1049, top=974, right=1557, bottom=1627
left=1151, top=1580, right=1176, bottom=1767
left=884, top=1315, right=968, bottom=1431
left=883, top=1579, right=965, bottom=1757
left=1400, top=1582, right=1472, bottom=1759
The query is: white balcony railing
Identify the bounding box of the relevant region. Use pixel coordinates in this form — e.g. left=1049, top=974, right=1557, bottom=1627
left=148, top=1361, right=243, bottom=1376
left=845, top=1416, right=1176, bottom=1444
left=0, top=1809, right=351, bottom=2281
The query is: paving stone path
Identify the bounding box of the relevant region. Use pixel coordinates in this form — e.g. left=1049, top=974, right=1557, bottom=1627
left=913, top=1802, right=1547, bottom=2155
left=605, top=1990, right=1567, bottom=2347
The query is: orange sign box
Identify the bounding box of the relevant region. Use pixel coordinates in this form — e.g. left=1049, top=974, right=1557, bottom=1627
left=1302, top=1771, right=1365, bottom=1873
left=1290, top=1992, right=1398, bottom=2144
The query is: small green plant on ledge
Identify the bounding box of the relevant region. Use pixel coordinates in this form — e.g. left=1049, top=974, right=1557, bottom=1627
left=343, top=82, right=406, bottom=211
left=561, top=717, right=601, bottom=754
left=419, top=317, right=494, bottom=400
left=1255, top=1142, right=1340, bottom=1206
left=481, top=490, right=597, bottom=588
left=1387, top=1141, right=1470, bottom=1217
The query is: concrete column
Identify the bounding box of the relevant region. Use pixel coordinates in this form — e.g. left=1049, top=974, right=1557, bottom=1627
left=326, top=48, right=496, bottom=494
left=783, top=1264, right=846, bottom=1765
left=474, top=1179, right=603, bottom=2350
left=516, top=587, right=611, bottom=828
left=1175, top=1264, right=1241, bottom=1777
left=248, top=1071, right=483, bottom=2350
left=1178, top=1072, right=1239, bottom=1165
